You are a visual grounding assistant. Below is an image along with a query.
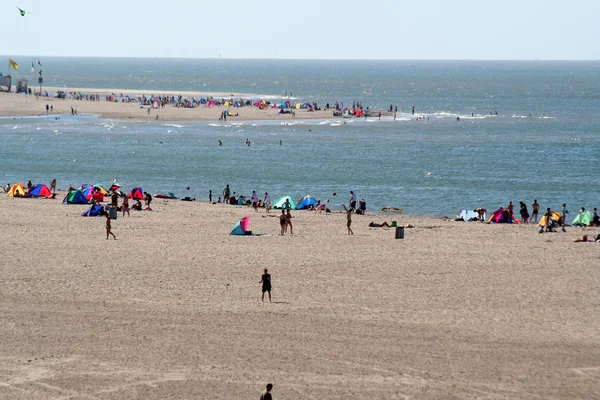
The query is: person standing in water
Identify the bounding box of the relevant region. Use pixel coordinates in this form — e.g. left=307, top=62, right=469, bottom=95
left=260, top=269, right=272, bottom=303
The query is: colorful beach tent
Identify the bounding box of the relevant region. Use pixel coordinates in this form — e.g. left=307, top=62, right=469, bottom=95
left=82, top=186, right=103, bottom=202
left=230, top=216, right=250, bottom=235
left=93, top=184, right=109, bottom=195
left=487, top=208, right=514, bottom=223
left=28, top=184, right=52, bottom=198
left=572, top=210, right=591, bottom=226
left=272, top=196, right=296, bottom=209
left=296, top=194, right=317, bottom=210
left=6, top=183, right=25, bottom=197
left=63, top=189, right=88, bottom=204
left=127, top=187, right=144, bottom=200
left=537, top=211, right=561, bottom=227
left=82, top=205, right=103, bottom=217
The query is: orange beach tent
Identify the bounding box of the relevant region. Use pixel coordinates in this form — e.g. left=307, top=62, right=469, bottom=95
left=7, top=183, right=25, bottom=197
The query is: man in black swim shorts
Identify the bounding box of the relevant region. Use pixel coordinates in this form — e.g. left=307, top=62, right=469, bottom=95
left=260, top=268, right=271, bottom=303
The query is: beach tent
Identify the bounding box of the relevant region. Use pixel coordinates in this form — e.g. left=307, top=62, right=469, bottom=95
left=62, top=189, right=88, bottom=204
left=127, top=187, right=144, bottom=200
left=572, top=210, right=591, bottom=226
left=28, top=184, right=52, bottom=198
left=537, top=211, right=561, bottom=227
left=92, top=184, right=109, bottom=195
left=296, top=194, right=317, bottom=210
left=6, top=183, right=26, bottom=197
left=83, top=186, right=99, bottom=202
left=459, top=209, right=482, bottom=221
left=230, top=216, right=250, bottom=235
left=487, top=208, right=513, bottom=223
left=272, top=196, right=296, bottom=209
left=82, top=204, right=103, bottom=217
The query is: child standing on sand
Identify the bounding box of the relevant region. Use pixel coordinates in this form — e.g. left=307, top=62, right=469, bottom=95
left=105, top=215, right=116, bottom=240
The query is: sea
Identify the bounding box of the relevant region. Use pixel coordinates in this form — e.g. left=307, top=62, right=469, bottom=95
left=1, top=58, right=599, bottom=216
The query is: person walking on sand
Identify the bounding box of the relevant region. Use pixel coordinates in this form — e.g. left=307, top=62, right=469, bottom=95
left=121, top=196, right=130, bottom=217
left=345, top=206, right=354, bottom=235
left=105, top=214, right=116, bottom=240
left=561, top=203, right=568, bottom=230
left=264, top=192, right=272, bottom=213
left=260, top=383, right=274, bottom=400
left=531, top=199, right=540, bottom=223
left=285, top=209, right=293, bottom=234
left=260, top=269, right=272, bottom=303
left=279, top=210, right=286, bottom=235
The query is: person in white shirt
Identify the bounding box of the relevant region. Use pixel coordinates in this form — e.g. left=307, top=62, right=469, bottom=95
left=349, top=190, right=357, bottom=209
left=264, top=192, right=272, bottom=213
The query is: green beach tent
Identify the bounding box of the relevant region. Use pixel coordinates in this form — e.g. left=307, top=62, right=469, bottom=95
left=272, top=196, right=296, bottom=209
left=572, top=210, right=591, bottom=226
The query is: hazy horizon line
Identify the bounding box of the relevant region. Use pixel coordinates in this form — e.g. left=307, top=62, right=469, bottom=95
left=1, top=55, right=599, bottom=62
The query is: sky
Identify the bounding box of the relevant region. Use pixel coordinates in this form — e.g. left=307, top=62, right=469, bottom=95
left=2, top=0, right=600, bottom=60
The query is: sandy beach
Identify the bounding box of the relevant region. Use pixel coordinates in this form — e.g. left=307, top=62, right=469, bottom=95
left=0, top=90, right=364, bottom=122
left=1, top=193, right=599, bottom=399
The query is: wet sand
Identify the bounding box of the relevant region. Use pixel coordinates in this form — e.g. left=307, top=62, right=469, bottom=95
left=1, top=194, right=599, bottom=399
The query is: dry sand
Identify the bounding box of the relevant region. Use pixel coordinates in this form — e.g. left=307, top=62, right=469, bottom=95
left=0, top=91, right=340, bottom=122
left=1, top=194, right=599, bottom=399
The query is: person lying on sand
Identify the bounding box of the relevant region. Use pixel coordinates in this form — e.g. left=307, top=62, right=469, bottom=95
left=572, top=235, right=592, bottom=242
left=573, top=234, right=600, bottom=242
left=369, top=221, right=390, bottom=228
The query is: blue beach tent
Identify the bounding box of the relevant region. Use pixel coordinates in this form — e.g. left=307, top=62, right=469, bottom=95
left=296, top=194, right=317, bottom=210
left=82, top=204, right=103, bottom=217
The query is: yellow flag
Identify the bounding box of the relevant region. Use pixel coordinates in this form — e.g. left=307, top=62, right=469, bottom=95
left=9, top=59, right=18, bottom=70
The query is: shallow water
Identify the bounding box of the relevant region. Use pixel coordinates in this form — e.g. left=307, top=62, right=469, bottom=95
left=1, top=59, right=599, bottom=216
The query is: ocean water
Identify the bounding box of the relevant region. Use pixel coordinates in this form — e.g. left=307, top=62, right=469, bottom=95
left=1, top=58, right=599, bottom=216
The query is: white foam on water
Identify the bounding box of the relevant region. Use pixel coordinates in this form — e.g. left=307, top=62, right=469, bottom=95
left=163, top=123, right=184, bottom=128
left=330, top=123, right=342, bottom=126
left=208, top=123, right=221, bottom=127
